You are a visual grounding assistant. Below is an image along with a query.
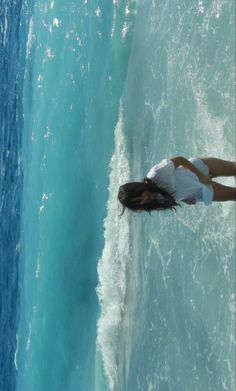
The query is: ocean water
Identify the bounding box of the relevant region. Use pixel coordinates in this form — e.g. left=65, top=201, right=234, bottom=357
left=0, top=1, right=235, bottom=391
left=0, top=1, right=23, bottom=390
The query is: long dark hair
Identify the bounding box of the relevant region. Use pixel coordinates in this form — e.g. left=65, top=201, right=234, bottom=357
left=118, top=177, right=180, bottom=215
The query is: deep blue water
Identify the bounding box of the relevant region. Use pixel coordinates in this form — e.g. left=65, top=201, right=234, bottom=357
left=0, top=1, right=23, bottom=390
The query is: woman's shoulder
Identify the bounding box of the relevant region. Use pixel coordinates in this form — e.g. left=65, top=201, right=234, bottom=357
left=147, top=158, right=175, bottom=179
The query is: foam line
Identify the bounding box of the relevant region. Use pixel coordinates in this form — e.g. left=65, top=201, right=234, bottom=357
left=96, top=103, right=131, bottom=390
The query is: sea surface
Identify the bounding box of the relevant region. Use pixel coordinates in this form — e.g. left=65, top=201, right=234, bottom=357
left=0, top=1, right=235, bottom=390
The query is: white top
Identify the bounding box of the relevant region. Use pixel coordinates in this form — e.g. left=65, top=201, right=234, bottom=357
left=146, top=158, right=213, bottom=205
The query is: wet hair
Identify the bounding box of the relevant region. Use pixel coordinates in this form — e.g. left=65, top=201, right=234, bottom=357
left=118, top=177, right=180, bottom=215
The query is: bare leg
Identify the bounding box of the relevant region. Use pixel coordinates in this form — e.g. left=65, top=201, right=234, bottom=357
left=212, top=181, right=236, bottom=201
left=201, top=158, right=236, bottom=178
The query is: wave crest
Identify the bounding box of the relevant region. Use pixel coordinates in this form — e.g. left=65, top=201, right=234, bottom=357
left=96, top=104, right=131, bottom=391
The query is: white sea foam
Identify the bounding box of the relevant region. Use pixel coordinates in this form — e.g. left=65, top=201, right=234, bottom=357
left=26, top=17, right=34, bottom=57
left=35, top=257, right=41, bottom=279
left=96, top=103, right=131, bottom=391
left=3, top=8, right=8, bottom=47
left=14, top=333, right=19, bottom=371
left=26, top=322, right=32, bottom=351
left=52, top=18, right=60, bottom=27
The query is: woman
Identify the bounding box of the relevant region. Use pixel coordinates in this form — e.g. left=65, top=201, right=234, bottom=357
left=118, top=157, right=236, bottom=214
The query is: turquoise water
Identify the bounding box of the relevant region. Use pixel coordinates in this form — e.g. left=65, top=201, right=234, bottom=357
left=13, top=0, right=235, bottom=390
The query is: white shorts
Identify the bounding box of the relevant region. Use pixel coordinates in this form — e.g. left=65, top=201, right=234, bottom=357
left=189, top=158, right=213, bottom=205
left=189, top=158, right=210, bottom=175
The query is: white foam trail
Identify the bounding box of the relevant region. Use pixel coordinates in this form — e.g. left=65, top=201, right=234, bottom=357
left=26, top=17, right=34, bottom=57
left=14, top=333, right=19, bottom=371
left=3, top=8, right=8, bottom=47
left=96, top=103, right=131, bottom=391
left=26, top=322, right=32, bottom=351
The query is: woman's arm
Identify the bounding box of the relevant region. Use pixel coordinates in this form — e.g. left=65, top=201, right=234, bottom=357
left=182, top=198, right=197, bottom=205
left=171, top=156, right=212, bottom=185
